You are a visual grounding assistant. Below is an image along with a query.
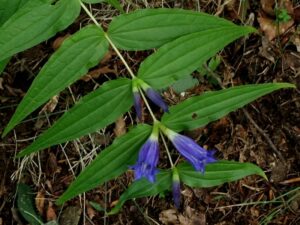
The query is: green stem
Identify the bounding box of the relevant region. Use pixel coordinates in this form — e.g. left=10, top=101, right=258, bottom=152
left=160, top=132, right=175, bottom=168
left=139, top=88, right=157, bottom=122
left=80, top=1, right=136, bottom=79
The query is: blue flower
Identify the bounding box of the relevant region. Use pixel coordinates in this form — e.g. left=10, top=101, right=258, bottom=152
left=131, top=135, right=159, bottom=183
left=132, top=79, right=169, bottom=118
left=144, top=87, right=169, bottom=113
left=166, top=129, right=216, bottom=173
left=172, top=168, right=181, bottom=208
left=133, top=91, right=142, bottom=120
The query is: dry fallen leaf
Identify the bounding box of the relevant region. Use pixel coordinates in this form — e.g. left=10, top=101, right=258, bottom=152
left=39, top=95, right=59, bottom=115
left=0, top=78, right=4, bottom=90
left=81, top=66, right=116, bottom=82
left=258, top=17, right=294, bottom=41
left=86, top=204, right=96, bottom=220
left=159, top=209, right=180, bottom=225
left=52, top=34, right=71, bottom=50
left=35, top=191, right=45, bottom=215
left=46, top=202, right=57, bottom=221
left=114, top=116, right=126, bottom=137
left=35, top=95, right=59, bottom=129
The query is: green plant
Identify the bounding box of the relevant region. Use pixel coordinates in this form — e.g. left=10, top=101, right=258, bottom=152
left=0, top=0, right=295, bottom=214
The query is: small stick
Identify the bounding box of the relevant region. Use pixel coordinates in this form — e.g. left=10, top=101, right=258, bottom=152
left=242, top=108, right=286, bottom=163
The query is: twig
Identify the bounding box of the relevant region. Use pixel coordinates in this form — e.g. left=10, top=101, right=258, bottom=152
left=242, top=108, right=286, bottom=163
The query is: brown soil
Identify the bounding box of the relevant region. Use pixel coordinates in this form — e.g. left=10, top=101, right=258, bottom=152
left=0, top=1, right=299, bottom=225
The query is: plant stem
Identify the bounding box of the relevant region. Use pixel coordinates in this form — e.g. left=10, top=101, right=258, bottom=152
left=80, top=2, right=136, bottom=79
left=139, top=88, right=157, bottom=122
left=104, top=33, right=136, bottom=78
left=160, top=133, right=175, bottom=168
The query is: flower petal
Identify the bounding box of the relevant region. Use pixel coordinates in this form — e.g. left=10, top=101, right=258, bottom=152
left=167, top=130, right=216, bottom=173
left=145, top=88, right=169, bottom=112
left=131, top=137, right=159, bottom=183
left=133, top=92, right=142, bottom=120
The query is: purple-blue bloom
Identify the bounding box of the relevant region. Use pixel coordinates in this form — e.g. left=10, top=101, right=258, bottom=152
left=131, top=136, right=159, bottom=183
left=172, top=168, right=181, bottom=208
left=145, top=88, right=169, bottom=113
left=133, top=91, right=142, bottom=120
left=167, top=130, right=216, bottom=173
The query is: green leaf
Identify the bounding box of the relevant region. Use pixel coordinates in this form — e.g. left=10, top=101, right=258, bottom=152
left=171, top=76, right=199, bottom=94
left=2, top=25, right=109, bottom=136
left=83, top=0, right=124, bottom=13
left=0, top=57, right=10, bottom=75
left=108, top=8, right=241, bottom=50
left=0, top=0, right=30, bottom=26
left=108, top=170, right=172, bottom=215
left=0, top=0, right=81, bottom=61
left=177, top=160, right=267, bottom=188
left=17, top=78, right=133, bottom=157
left=82, top=0, right=106, bottom=3
left=138, top=26, right=254, bottom=89
left=89, top=201, right=105, bottom=212
left=106, top=0, right=124, bottom=13
left=162, top=83, right=295, bottom=131
left=57, top=124, right=152, bottom=204
left=17, top=183, right=43, bottom=225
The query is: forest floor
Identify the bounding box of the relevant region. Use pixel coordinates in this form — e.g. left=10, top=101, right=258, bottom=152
left=0, top=0, right=300, bottom=224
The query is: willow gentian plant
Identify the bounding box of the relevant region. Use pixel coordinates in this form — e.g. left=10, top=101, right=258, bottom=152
left=1, top=0, right=294, bottom=215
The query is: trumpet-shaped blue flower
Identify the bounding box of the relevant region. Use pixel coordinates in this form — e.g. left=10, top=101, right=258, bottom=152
left=172, top=168, right=181, bottom=208
left=144, top=87, right=169, bottom=113
left=166, top=129, right=216, bottom=173
left=133, top=91, right=142, bottom=120
left=131, top=135, right=159, bottom=183
left=132, top=79, right=169, bottom=119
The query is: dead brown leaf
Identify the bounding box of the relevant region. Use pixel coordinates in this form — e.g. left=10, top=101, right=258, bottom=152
left=261, top=0, right=276, bottom=16
left=0, top=78, right=3, bottom=90
left=35, top=95, right=59, bottom=129
left=159, top=209, right=179, bottom=225
left=261, top=0, right=293, bottom=16
left=86, top=203, right=96, bottom=220
left=39, top=95, right=59, bottom=115
left=258, top=17, right=294, bottom=41
left=52, top=34, right=71, bottom=50
left=81, top=66, right=116, bottom=82
left=35, top=191, right=45, bottom=215
left=114, top=116, right=126, bottom=137
left=46, top=202, right=57, bottom=221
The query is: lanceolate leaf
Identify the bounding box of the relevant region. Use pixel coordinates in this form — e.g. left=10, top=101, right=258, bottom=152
left=177, top=161, right=267, bottom=187
left=109, top=171, right=172, bottom=214
left=0, top=0, right=81, bottom=61
left=0, top=0, right=30, bottom=26
left=57, top=124, right=152, bottom=204
left=108, top=8, right=239, bottom=50
left=162, top=83, right=295, bottom=131
left=138, top=26, right=254, bottom=89
left=17, top=78, right=133, bottom=157
left=83, top=0, right=106, bottom=3
left=2, top=25, right=109, bottom=137
left=0, top=57, right=10, bottom=75
left=0, top=0, right=43, bottom=75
